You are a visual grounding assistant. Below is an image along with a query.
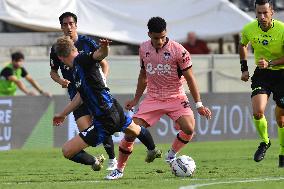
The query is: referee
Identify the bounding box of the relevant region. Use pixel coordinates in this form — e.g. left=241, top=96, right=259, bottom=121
left=239, top=0, right=284, bottom=167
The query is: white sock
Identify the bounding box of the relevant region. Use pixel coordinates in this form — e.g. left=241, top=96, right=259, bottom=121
left=167, top=149, right=176, bottom=158
left=109, top=158, right=117, bottom=163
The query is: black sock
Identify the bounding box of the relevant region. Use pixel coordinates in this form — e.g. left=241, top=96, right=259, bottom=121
left=137, top=126, right=155, bottom=151
left=69, top=150, right=95, bottom=165
left=103, top=135, right=115, bottom=159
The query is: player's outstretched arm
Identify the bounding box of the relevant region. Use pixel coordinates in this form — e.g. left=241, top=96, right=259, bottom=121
left=99, top=59, right=109, bottom=78
left=183, top=68, right=211, bottom=119
left=8, top=75, right=36, bottom=96
left=53, top=92, right=82, bottom=126
left=59, top=92, right=82, bottom=116
left=92, top=39, right=111, bottom=61
left=125, top=69, right=147, bottom=110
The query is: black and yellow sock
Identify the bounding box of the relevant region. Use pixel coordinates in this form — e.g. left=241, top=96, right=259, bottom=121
left=253, top=116, right=269, bottom=144
left=278, top=127, right=284, bottom=155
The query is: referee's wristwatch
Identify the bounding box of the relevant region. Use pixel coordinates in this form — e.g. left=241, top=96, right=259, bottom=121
left=268, top=60, right=274, bottom=68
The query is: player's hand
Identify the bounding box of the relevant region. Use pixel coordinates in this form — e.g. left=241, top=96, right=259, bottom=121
left=197, top=106, right=211, bottom=120
left=241, top=71, right=250, bottom=82
left=99, top=39, right=112, bottom=48
left=125, top=99, right=138, bottom=110
left=53, top=114, right=66, bottom=126
left=257, top=58, right=268, bottom=69
left=60, top=79, right=70, bottom=88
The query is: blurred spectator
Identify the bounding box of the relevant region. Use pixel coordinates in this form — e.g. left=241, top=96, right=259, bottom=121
left=182, top=32, right=210, bottom=54
left=229, top=0, right=254, bottom=12
left=0, top=51, right=51, bottom=96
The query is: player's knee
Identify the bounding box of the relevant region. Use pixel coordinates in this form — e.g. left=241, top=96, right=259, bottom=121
left=253, top=113, right=264, bottom=120
left=124, top=135, right=136, bottom=142
left=125, top=122, right=141, bottom=137
left=62, top=144, right=73, bottom=159
left=181, top=126, right=194, bottom=135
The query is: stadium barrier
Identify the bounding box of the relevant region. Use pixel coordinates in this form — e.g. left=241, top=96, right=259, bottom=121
left=0, top=94, right=277, bottom=150
left=0, top=54, right=256, bottom=96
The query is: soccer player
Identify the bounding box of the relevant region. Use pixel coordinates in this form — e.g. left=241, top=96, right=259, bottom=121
left=0, top=51, right=51, bottom=97
left=124, top=17, right=211, bottom=166
left=50, top=12, right=117, bottom=170
left=239, top=0, right=284, bottom=167
left=53, top=36, right=160, bottom=180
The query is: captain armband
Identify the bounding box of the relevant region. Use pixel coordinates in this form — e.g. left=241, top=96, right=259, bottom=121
left=240, top=60, right=248, bottom=72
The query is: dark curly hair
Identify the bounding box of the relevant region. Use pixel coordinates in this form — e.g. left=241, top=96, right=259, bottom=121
left=147, top=17, right=167, bottom=33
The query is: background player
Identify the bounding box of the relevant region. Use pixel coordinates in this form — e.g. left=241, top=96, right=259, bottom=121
left=0, top=51, right=51, bottom=97
left=50, top=12, right=117, bottom=170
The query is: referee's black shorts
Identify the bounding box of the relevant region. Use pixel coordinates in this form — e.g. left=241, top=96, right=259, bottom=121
left=251, top=67, right=284, bottom=108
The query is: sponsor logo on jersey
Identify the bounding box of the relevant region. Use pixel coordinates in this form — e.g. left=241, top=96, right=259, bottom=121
left=146, top=63, right=171, bottom=75
left=63, top=65, right=70, bottom=70
left=182, top=51, right=187, bottom=57
left=262, top=39, right=269, bottom=46
left=75, top=80, right=81, bottom=88
left=164, top=52, right=171, bottom=60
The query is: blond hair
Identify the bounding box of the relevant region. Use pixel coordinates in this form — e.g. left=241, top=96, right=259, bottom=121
left=54, top=36, right=76, bottom=57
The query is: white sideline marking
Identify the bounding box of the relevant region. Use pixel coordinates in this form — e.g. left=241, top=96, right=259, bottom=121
left=2, top=180, right=104, bottom=185
left=1, top=178, right=216, bottom=185
left=180, top=177, right=284, bottom=189
left=2, top=177, right=284, bottom=187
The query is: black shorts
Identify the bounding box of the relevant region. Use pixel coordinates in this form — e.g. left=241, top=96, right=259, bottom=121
left=73, top=103, right=90, bottom=121
left=251, top=67, right=284, bottom=108
left=79, top=99, right=132, bottom=147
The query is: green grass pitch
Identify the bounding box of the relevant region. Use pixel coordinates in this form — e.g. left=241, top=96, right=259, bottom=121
left=0, top=139, right=284, bottom=189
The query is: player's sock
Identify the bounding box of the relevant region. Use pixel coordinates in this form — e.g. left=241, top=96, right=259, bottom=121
left=103, top=135, right=115, bottom=159
left=171, top=131, right=193, bottom=153
left=117, top=137, right=134, bottom=172
left=70, top=150, right=95, bottom=165
left=278, top=127, right=284, bottom=155
left=137, top=126, right=155, bottom=151
left=253, top=116, right=269, bottom=144
left=167, top=148, right=176, bottom=158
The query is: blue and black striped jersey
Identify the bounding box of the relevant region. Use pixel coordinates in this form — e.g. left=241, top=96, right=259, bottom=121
left=50, top=35, right=99, bottom=99
left=73, top=52, right=113, bottom=117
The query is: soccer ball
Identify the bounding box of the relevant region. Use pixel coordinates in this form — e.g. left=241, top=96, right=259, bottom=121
left=170, top=155, right=196, bottom=177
